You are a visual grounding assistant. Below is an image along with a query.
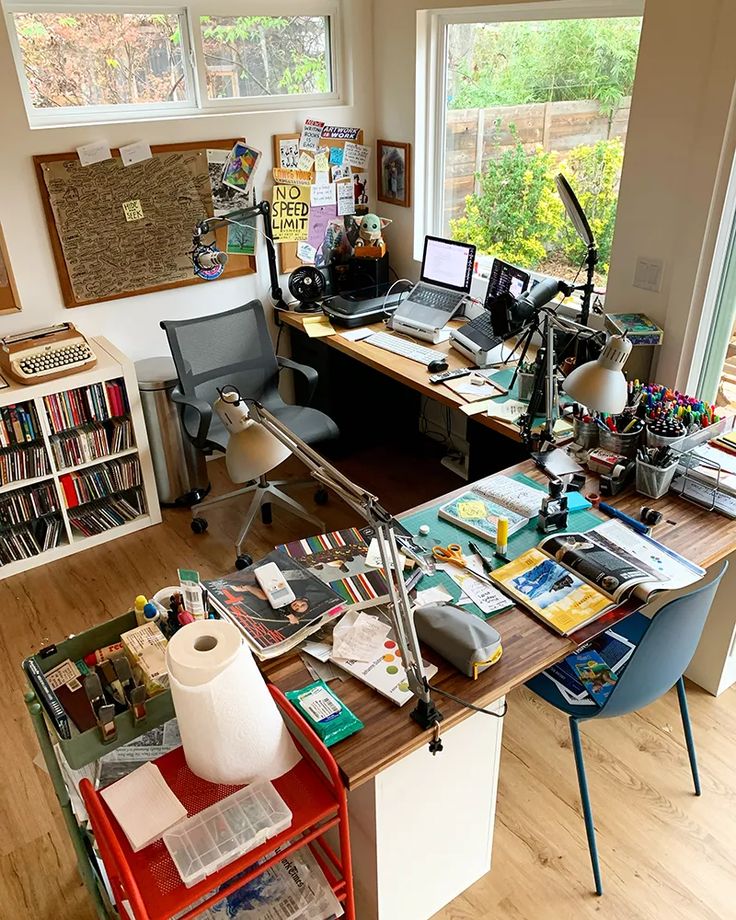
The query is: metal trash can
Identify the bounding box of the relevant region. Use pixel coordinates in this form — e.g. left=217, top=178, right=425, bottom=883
left=135, top=357, right=210, bottom=507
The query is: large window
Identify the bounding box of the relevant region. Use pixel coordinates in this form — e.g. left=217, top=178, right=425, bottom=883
left=433, top=9, right=642, bottom=288
left=6, top=5, right=338, bottom=126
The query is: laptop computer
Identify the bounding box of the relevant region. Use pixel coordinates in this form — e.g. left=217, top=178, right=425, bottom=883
left=392, top=236, right=476, bottom=329
left=457, top=258, right=531, bottom=351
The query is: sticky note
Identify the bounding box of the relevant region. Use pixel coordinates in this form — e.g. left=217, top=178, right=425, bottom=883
left=297, top=151, right=315, bottom=173
left=122, top=199, right=144, bottom=221
left=303, top=315, right=336, bottom=338
left=329, top=147, right=344, bottom=166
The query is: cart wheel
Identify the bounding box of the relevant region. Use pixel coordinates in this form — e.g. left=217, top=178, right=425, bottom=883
left=314, top=488, right=329, bottom=506
left=235, top=553, right=253, bottom=570
left=191, top=517, right=208, bottom=534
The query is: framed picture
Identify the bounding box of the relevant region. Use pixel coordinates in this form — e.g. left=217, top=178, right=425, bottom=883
left=377, top=140, right=411, bottom=208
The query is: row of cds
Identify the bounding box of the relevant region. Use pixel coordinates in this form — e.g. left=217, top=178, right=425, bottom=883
left=0, top=481, right=58, bottom=529
left=44, top=379, right=128, bottom=435
left=0, top=444, right=50, bottom=486
left=59, top=457, right=142, bottom=509
left=50, top=418, right=134, bottom=471
left=0, top=516, right=64, bottom=566
left=69, top=490, right=145, bottom=538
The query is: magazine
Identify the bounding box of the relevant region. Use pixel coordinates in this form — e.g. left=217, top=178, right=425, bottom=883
left=545, top=628, right=636, bottom=706
left=276, top=527, right=389, bottom=611
left=204, top=551, right=345, bottom=659
left=491, top=519, right=704, bottom=635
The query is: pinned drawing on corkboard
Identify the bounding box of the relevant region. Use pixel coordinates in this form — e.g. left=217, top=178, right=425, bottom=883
left=34, top=139, right=256, bottom=308
left=0, top=223, right=21, bottom=313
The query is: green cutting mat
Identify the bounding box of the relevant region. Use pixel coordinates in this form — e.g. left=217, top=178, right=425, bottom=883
left=400, top=473, right=602, bottom=620
left=487, top=367, right=573, bottom=428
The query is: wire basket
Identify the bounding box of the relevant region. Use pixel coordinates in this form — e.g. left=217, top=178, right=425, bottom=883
left=635, top=457, right=679, bottom=499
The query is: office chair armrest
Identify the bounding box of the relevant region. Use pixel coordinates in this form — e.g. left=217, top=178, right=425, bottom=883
left=277, top=356, right=318, bottom=403
left=171, top=389, right=212, bottom=449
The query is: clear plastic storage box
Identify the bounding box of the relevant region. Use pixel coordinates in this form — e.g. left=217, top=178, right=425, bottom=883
left=163, top=781, right=292, bottom=888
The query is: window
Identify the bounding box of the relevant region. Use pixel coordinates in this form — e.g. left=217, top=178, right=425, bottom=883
left=6, top=5, right=339, bottom=126
left=422, top=4, right=643, bottom=289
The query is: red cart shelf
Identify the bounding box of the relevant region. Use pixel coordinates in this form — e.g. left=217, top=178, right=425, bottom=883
left=80, top=686, right=355, bottom=920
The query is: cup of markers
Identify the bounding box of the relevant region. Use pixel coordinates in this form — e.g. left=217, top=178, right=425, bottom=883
left=597, top=414, right=643, bottom=458
left=627, top=380, right=720, bottom=443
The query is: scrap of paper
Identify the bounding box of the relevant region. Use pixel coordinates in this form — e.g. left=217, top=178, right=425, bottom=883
left=278, top=137, right=299, bottom=169
left=314, top=171, right=330, bottom=186
left=314, top=147, right=330, bottom=173
left=272, top=167, right=313, bottom=185
left=311, top=183, right=337, bottom=207
left=297, top=151, right=315, bottom=173
left=340, top=328, right=373, bottom=342
left=296, top=241, right=317, bottom=263
left=119, top=140, right=152, bottom=167
left=336, top=179, right=355, bottom=216
left=486, top=398, right=528, bottom=421
left=366, top=537, right=405, bottom=570
left=300, top=119, right=325, bottom=151
left=332, top=164, right=351, bottom=181
left=271, top=184, right=310, bottom=242
left=415, top=585, right=453, bottom=607
left=329, top=146, right=344, bottom=166
left=303, top=315, right=336, bottom=338
left=332, top=611, right=391, bottom=662
left=77, top=141, right=111, bottom=166
left=436, top=555, right=511, bottom=615
left=122, top=199, right=144, bottom=222
left=343, top=141, right=371, bottom=169
left=321, top=125, right=361, bottom=140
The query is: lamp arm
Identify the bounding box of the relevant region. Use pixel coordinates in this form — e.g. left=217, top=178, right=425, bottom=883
left=243, top=399, right=442, bottom=733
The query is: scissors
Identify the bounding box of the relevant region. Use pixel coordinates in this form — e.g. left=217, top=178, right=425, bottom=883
left=432, top=543, right=494, bottom=584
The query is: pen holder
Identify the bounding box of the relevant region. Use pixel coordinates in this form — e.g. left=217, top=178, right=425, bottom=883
left=645, top=426, right=685, bottom=450
left=573, top=417, right=599, bottom=450
left=635, top=456, right=679, bottom=499
left=599, top=425, right=642, bottom=459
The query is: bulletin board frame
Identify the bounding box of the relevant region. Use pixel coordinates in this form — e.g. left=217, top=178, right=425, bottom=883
left=0, top=222, right=21, bottom=314
left=33, top=139, right=257, bottom=309
left=272, top=128, right=364, bottom=273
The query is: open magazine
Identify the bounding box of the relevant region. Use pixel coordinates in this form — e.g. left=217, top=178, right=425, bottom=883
left=491, top=519, right=704, bottom=635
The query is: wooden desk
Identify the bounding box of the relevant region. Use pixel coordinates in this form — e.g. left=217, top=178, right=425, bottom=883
left=263, top=460, right=736, bottom=920
left=279, top=312, right=525, bottom=443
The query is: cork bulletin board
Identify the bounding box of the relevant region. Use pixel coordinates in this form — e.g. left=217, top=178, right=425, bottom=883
left=34, top=139, right=256, bottom=308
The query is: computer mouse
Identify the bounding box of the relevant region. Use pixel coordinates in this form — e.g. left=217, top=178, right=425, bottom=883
left=427, top=357, right=448, bottom=373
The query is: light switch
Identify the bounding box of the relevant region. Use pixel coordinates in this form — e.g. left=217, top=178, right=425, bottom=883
left=633, top=257, right=663, bottom=293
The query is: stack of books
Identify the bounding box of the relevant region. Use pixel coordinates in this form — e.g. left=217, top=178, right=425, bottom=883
left=0, top=402, right=40, bottom=447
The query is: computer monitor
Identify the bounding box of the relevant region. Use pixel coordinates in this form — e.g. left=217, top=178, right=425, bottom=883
left=420, top=236, right=476, bottom=294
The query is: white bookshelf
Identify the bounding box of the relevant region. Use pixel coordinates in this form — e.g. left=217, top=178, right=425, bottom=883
left=0, top=337, right=161, bottom=579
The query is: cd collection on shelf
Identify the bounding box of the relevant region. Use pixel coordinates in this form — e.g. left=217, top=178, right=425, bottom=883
left=68, top=489, right=145, bottom=537
left=0, top=481, right=58, bottom=528
left=59, top=456, right=142, bottom=509
left=0, top=515, right=64, bottom=565
left=0, top=443, right=50, bottom=486
left=44, top=379, right=128, bottom=434
left=0, top=402, right=41, bottom=448
left=50, top=418, right=134, bottom=470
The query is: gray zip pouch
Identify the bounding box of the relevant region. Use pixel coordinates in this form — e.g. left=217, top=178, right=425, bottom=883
left=414, top=604, right=503, bottom=678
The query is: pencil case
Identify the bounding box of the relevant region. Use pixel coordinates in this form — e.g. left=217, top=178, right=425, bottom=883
left=414, top=604, right=503, bottom=678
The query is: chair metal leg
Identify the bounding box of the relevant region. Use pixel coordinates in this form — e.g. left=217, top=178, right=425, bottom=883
left=235, top=489, right=268, bottom=554
left=676, top=677, right=701, bottom=796
left=192, top=482, right=258, bottom=515
left=268, top=485, right=325, bottom=530
left=569, top=717, right=603, bottom=896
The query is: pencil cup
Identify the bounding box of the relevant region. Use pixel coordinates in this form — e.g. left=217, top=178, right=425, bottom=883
left=635, top=457, right=679, bottom=499
left=573, top=417, right=599, bottom=450
left=645, top=427, right=685, bottom=450
left=599, top=426, right=642, bottom=459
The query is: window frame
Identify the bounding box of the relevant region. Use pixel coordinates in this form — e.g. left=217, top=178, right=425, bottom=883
left=5, top=0, right=343, bottom=127
left=416, top=0, right=644, bottom=262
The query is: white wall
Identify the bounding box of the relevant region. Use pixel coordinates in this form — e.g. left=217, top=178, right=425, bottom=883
left=371, top=0, right=736, bottom=390
left=0, top=1, right=374, bottom=360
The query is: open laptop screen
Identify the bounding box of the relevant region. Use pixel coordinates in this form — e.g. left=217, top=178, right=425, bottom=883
left=420, top=236, right=476, bottom=293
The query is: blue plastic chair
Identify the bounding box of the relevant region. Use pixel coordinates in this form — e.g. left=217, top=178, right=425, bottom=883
left=525, top=562, right=727, bottom=896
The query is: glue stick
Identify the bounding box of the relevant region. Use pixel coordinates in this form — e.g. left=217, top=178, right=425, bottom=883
left=496, top=517, right=509, bottom=557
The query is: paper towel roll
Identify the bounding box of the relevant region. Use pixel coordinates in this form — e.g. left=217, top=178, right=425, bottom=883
left=166, top=620, right=300, bottom=785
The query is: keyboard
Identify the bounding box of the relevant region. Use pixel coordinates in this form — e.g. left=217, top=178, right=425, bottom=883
left=463, top=312, right=505, bottom=350
left=365, top=332, right=443, bottom=366
left=408, top=284, right=463, bottom=312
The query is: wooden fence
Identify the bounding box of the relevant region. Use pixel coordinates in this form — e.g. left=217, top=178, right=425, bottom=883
left=445, top=97, right=631, bottom=224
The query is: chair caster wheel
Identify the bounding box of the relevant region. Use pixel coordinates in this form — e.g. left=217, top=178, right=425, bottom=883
left=235, top=553, right=253, bottom=570
left=315, top=488, right=329, bottom=506
left=191, top=517, right=208, bottom=534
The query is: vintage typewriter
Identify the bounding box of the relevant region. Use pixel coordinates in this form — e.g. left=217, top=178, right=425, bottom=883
left=0, top=323, right=97, bottom=385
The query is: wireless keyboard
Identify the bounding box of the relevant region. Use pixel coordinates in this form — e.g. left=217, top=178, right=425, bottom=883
left=409, top=284, right=463, bottom=312
left=365, top=332, right=444, bottom=366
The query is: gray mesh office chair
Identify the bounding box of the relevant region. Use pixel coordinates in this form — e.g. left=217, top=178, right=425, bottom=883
left=161, top=301, right=339, bottom=566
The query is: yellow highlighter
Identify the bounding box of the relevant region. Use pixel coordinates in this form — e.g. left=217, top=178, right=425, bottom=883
left=496, top=516, right=509, bottom=559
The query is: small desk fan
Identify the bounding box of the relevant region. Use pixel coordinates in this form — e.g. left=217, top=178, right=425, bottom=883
left=288, top=266, right=326, bottom=313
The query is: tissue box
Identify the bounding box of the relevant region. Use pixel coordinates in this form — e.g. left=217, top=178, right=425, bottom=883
left=121, top=622, right=169, bottom=696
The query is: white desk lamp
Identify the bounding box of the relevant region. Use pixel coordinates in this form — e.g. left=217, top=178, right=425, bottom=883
left=562, top=333, right=632, bottom=413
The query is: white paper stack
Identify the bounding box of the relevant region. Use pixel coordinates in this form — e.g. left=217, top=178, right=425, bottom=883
left=100, top=761, right=187, bottom=852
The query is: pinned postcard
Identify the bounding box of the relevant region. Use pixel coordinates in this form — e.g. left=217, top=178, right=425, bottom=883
left=222, top=141, right=262, bottom=194
left=297, top=151, right=315, bottom=173
left=226, top=217, right=256, bottom=256
left=329, top=146, right=344, bottom=166
left=332, top=164, right=351, bottom=181
left=207, top=149, right=252, bottom=216
left=314, top=147, right=330, bottom=173
left=77, top=141, right=112, bottom=167
left=272, top=167, right=312, bottom=186
left=353, top=171, right=369, bottom=208
left=300, top=119, right=325, bottom=151
left=307, top=203, right=338, bottom=254
left=297, top=241, right=317, bottom=263
left=336, top=180, right=355, bottom=217
left=321, top=125, right=361, bottom=141
left=311, top=183, right=337, bottom=207
left=272, top=184, right=310, bottom=242
left=278, top=137, right=300, bottom=169
left=119, top=140, right=152, bottom=167
left=343, top=141, right=371, bottom=170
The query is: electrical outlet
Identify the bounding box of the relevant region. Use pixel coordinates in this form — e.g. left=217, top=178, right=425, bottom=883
left=633, top=257, right=663, bottom=293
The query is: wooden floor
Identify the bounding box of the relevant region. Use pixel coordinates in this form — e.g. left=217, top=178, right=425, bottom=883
left=1, top=448, right=735, bottom=920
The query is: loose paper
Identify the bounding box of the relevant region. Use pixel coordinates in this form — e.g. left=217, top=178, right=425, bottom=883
left=221, top=141, right=261, bottom=193
left=307, top=203, right=338, bottom=254
left=332, top=612, right=391, bottom=662
left=119, top=140, right=152, bottom=167
left=300, top=119, right=325, bottom=151
left=437, top=557, right=511, bottom=615
left=207, top=149, right=251, bottom=216
left=278, top=137, right=300, bottom=169
left=329, top=146, right=344, bottom=166
left=415, top=585, right=453, bottom=607
left=340, top=328, right=373, bottom=342
left=321, top=125, right=361, bottom=140
left=314, top=147, right=330, bottom=173
left=336, top=180, right=355, bottom=216
left=343, top=141, right=371, bottom=169
left=366, top=537, right=405, bottom=570
left=122, top=199, right=144, bottom=222
left=310, top=183, right=337, bottom=207
left=303, top=315, right=336, bottom=338
left=331, top=164, right=351, bottom=181
left=353, top=171, right=369, bottom=207
left=272, top=167, right=313, bottom=186
left=314, top=171, right=330, bottom=186
left=297, top=151, right=315, bottom=173
left=486, top=398, right=528, bottom=421
left=296, top=241, right=317, bottom=263
left=226, top=217, right=256, bottom=255
left=271, top=185, right=310, bottom=242
left=77, top=141, right=112, bottom=166
left=100, top=762, right=186, bottom=852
